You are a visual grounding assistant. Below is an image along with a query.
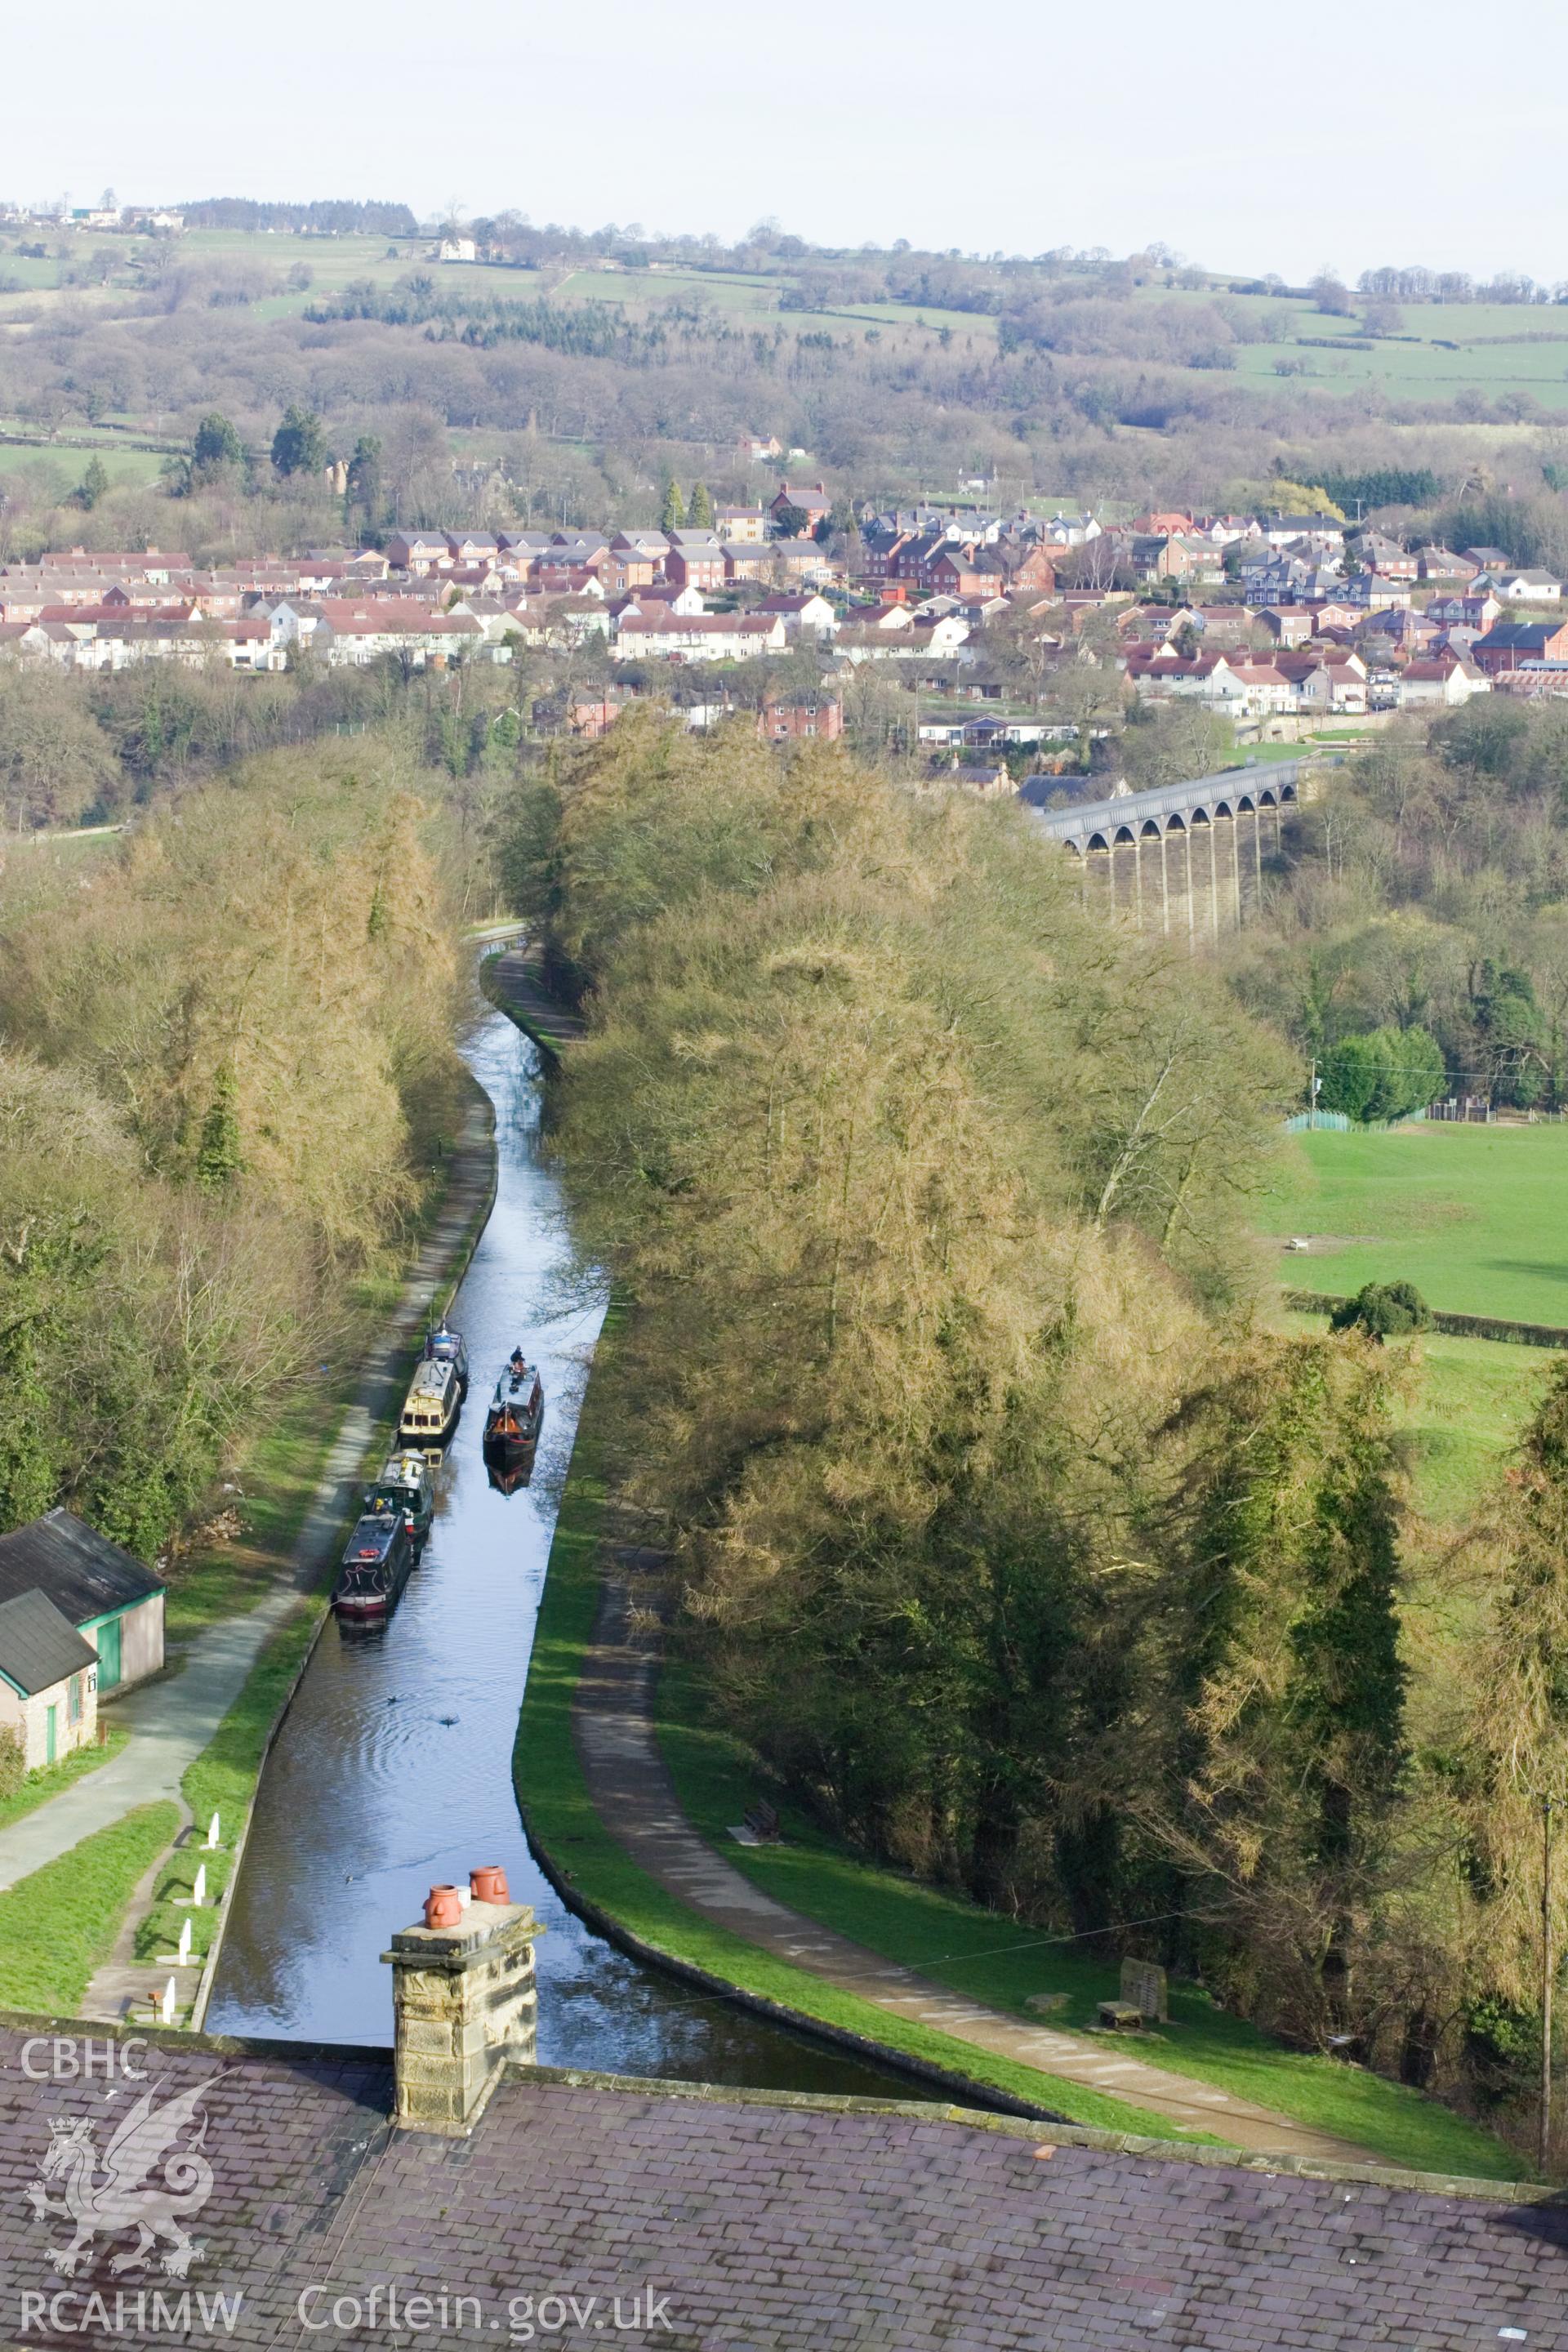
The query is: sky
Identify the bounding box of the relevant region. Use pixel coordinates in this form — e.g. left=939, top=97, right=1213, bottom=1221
left=7, top=1, right=1568, bottom=286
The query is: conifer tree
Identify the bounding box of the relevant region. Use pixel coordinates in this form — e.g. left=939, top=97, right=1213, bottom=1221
left=195, top=1067, right=243, bottom=1191
left=1157, top=1335, right=1406, bottom=2029
left=77, top=457, right=109, bottom=511
left=660, top=478, right=685, bottom=531
left=1461, top=1364, right=1568, bottom=2020
left=687, top=480, right=714, bottom=528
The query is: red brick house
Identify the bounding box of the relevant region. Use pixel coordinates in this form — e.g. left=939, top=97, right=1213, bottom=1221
left=1472, top=619, right=1568, bottom=675
left=926, top=547, right=995, bottom=599
left=760, top=693, right=843, bottom=741
left=1001, top=544, right=1057, bottom=594
left=769, top=481, right=832, bottom=529
left=664, top=542, right=727, bottom=591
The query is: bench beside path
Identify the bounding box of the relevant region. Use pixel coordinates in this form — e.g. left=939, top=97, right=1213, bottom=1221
left=572, top=1566, right=1383, bottom=2166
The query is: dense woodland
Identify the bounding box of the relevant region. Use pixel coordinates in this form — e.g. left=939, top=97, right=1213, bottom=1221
left=1232, top=700, right=1568, bottom=1110
left=0, top=743, right=470, bottom=1562
left=499, top=711, right=1568, bottom=2152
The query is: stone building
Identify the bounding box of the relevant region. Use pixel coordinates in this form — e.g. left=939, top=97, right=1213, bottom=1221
left=0, top=1887, right=1561, bottom=2348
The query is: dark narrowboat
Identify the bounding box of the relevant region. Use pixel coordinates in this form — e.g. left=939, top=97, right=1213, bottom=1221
left=332, top=1511, right=416, bottom=1623
left=483, top=1356, right=545, bottom=1467
left=363, top=1450, right=435, bottom=1546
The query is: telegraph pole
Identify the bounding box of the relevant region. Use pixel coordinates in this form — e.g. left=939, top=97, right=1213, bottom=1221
left=1544, top=1794, right=1556, bottom=2180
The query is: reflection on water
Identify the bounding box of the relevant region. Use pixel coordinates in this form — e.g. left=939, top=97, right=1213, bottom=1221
left=207, top=1011, right=910, bottom=2098
left=487, top=1457, right=535, bottom=1496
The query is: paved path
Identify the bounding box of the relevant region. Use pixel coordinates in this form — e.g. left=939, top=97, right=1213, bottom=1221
left=0, top=1588, right=301, bottom=1897
left=488, top=942, right=588, bottom=1050
left=572, top=1569, right=1382, bottom=2166
left=0, top=1071, right=497, bottom=1980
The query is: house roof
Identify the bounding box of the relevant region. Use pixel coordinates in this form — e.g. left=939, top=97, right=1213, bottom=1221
left=0, top=1590, right=99, bottom=1698
left=1477, top=622, right=1565, bottom=650
left=0, top=1510, right=163, bottom=1625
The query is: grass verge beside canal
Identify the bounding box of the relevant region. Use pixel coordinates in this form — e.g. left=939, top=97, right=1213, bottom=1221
left=653, top=1656, right=1522, bottom=2185
left=514, top=1361, right=1210, bottom=2143
left=135, top=1600, right=327, bottom=1972
left=0, top=1806, right=180, bottom=2013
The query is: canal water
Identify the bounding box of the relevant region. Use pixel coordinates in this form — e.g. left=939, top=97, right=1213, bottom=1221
left=207, top=1007, right=908, bottom=2096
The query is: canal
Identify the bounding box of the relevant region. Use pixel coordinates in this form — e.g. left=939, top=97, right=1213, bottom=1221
left=207, top=1004, right=908, bottom=2096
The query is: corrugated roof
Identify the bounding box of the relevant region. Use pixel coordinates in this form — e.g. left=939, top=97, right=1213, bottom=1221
left=0, top=1510, right=163, bottom=1625
left=0, top=1590, right=99, bottom=1697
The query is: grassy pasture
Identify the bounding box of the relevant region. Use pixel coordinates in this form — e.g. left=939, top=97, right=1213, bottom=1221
left=556, top=267, right=783, bottom=314
left=0, top=254, right=64, bottom=289
left=1281, top=1310, right=1553, bottom=1523
left=1125, top=278, right=1568, bottom=398
left=0, top=441, right=167, bottom=488
left=1262, top=1123, right=1568, bottom=1327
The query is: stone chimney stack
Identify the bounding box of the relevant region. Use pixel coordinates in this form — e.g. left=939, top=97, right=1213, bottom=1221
left=383, top=1871, right=542, bottom=2134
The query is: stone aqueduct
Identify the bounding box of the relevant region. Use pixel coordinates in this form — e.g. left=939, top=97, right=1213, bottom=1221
left=1027, top=755, right=1335, bottom=941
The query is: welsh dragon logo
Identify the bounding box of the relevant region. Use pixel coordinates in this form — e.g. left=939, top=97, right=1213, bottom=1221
left=24, top=2080, right=216, bottom=2278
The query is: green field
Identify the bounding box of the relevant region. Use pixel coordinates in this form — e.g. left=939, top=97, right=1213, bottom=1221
left=1282, top=1311, right=1552, bottom=1522
left=0, top=441, right=167, bottom=488
left=1131, top=280, right=1568, bottom=399
left=1262, top=1125, right=1568, bottom=1326
left=9, top=226, right=1568, bottom=408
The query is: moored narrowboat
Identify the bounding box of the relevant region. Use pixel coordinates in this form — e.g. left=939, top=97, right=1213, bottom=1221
left=332, top=1511, right=416, bottom=1623
left=399, top=1353, right=461, bottom=1446
left=363, top=1450, right=435, bottom=1546
left=423, top=1321, right=469, bottom=1395
left=482, top=1355, right=545, bottom=1466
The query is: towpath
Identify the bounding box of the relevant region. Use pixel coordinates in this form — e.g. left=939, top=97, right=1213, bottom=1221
left=572, top=1565, right=1383, bottom=2166
left=486, top=940, right=588, bottom=1050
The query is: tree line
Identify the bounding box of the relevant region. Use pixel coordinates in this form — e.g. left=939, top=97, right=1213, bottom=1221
left=0, top=741, right=466, bottom=1566
left=497, top=712, right=1567, bottom=2149
left=1231, top=694, right=1568, bottom=1112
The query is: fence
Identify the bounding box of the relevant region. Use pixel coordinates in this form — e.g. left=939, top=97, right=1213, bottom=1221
left=1285, top=1289, right=1568, bottom=1352
left=1283, top=1108, right=1428, bottom=1134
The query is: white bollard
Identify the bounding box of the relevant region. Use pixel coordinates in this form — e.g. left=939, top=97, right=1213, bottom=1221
left=191, top=1863, right=207, bottom=1907
left=160, top=1976, right=176, bottom=2025
left=176, top=1917, right=192, bottom=1965
left=205, top=1811, right=220, bottom=1849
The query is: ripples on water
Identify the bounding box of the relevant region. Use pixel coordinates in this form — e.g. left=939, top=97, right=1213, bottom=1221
left=207, top=1009, right=910, bottom=2097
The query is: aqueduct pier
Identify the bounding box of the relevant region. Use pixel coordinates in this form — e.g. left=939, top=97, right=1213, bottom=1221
left=1027, top=755, right=1337, bottom=941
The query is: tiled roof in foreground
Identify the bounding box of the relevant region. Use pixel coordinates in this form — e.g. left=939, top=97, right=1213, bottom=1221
left=0, top=2025, right=1561, bottom=2349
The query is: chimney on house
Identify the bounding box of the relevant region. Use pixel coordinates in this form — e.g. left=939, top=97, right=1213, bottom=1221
left=382, top=1871, right=543, bottom=2134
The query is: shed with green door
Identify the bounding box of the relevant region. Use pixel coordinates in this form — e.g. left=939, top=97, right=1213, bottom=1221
left=0, top=1510, right=164, bottom=1696
left=0, top=1591, right=100, bottom=1770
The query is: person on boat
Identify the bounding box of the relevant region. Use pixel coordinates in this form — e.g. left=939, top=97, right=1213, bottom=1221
left=508, top=1346, right=528, bottom=1380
